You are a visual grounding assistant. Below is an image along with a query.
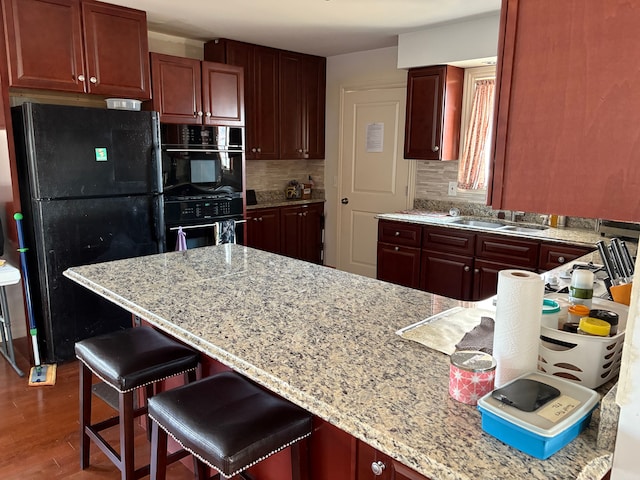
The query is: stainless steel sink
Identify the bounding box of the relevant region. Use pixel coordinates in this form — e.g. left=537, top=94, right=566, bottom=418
left=450, top=219, right=505, bottom=229
left=498, top=224, right=549, bottom=233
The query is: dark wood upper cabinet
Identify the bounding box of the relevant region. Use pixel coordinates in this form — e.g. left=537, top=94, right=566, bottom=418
left=205, top=38, right=325, bottom=161
left=404, top=65, right=463, bottom=160
left=150, top=53, right=201, bottom=125
left=2, top=0, right=151, bottom=99
left=206, top=40, right=279, bottom=159
left=279, top=51, right=326, bottom=159
left=150, top=52, right=244, bottom=126
left=489, top=0, right=640, bottom=221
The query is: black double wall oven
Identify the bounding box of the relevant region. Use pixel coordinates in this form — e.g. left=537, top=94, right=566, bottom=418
left=161, top=124, right=245, bottom=250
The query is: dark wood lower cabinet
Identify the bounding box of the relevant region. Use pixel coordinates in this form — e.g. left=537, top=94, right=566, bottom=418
left=377, top=243, right=421, bottom=288
left=377, top=219, right=595, bottom=301
left=246, top=207, right=281, bottom=254
left=420, top=250, right=473, bottom=300
left=357, top=441, right=429, bottom=480
left=246, top=203, right=324, bottom=264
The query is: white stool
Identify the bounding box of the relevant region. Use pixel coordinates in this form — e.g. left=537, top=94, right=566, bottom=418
left=0, top=263, right=24, bottom=376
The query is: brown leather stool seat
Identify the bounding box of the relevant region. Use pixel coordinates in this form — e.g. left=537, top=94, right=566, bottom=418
left=148, top=371, right=313, bottom=479
left=75, top=326, right=200, bottom=480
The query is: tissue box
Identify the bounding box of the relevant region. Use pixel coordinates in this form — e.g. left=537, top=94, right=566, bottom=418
left=477, top=372, right=599, bottom=459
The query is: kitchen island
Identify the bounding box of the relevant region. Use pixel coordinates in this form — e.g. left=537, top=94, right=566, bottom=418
left=63, top=245, right=612, bottom=480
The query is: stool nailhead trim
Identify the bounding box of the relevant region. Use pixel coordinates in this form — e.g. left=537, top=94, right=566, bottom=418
left=76, top=355, right=197, bottom=394
left=148, top=412, right=311, bottom=479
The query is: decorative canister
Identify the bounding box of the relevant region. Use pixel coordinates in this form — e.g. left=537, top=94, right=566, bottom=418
left=449, top=351, right=497, bottom=406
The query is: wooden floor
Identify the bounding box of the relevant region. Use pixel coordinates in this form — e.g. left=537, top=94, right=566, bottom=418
left=0, top=337, right=195, bottom=479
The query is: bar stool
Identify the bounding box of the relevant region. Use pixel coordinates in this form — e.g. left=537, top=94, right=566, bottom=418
left=148, top=370, right=313, bottom=480
left=75, top=326, right=200, bottom=480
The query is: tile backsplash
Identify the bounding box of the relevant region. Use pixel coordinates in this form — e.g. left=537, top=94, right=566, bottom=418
left=245, top=159, right=325, bottom=192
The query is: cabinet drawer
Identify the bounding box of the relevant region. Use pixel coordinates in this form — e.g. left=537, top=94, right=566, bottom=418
left=378, top=221, right=422, bottom=247
left=475, top=233, right=539, bottom=269
left=422, top=225, right=475, bottom=256
left=539, top=242, right=592, bottom=271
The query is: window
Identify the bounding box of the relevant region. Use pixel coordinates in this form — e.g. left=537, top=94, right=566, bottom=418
left=457, top=66, right=496, bottom=192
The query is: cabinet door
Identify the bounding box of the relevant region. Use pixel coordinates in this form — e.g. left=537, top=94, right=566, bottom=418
left=302, top=55, right=326, bottom=159
left=472, top=258, right=535, bottom=301
left=279, top=51, right=305, bottom=159
left=251, top=46, right=280, bottom=159
left=356, top=441, right=393, bottom=480
left=539, top=242, right=592, bottom=272
left=3, top=0, right=85, bottom=92
left=404, top=65, right=463, bottom=160
left=81, top=1, right=151, bottom=99
left=215, top=41, right=279, bottom=159
left=300, top=203, right=324, bottom=264
left=420, top=250, right=473, bottom=300
left=150, top=53, right=202, bottom=125
left=357, top=441, right=430, bottom=480
left=201, top=61, right=244, bottom=126
left=246, top=208, right=280, bottom=254
left=490, top=0, right=640, bottom=221
left=377, top=243, right=421, bottom=288
left=280, top=205, right=302, bottom=259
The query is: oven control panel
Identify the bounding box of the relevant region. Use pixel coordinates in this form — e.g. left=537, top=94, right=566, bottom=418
left=164, top=197, right=243, bottom=226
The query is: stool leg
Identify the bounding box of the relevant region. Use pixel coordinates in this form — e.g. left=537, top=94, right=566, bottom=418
left=194, top=459, right=212, bottom=480
left=79, top=362, right=92, bottom=469
left=145, top=384, right=154, bottom=441
left=119, top=391, right=135, bottom=480
left=291, top=438, right=310, bottom=480
left=150, top=421, right=168, bottom=480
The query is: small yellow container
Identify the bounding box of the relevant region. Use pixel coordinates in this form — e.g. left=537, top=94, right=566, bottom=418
left=578, top=317, right=611, bottom=337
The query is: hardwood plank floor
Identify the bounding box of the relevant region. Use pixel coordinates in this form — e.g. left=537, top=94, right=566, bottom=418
left=0, top=337, right=195, bottom=479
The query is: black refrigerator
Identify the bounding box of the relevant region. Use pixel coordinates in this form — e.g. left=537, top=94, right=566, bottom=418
left=12, top=103, right=165, bottom=363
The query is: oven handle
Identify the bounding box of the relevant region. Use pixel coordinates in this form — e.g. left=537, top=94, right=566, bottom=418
left=169, top=219, right=247, bottom=231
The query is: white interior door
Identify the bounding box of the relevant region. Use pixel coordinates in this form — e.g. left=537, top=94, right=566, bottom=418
left=338, top=86, right=411, bottom=277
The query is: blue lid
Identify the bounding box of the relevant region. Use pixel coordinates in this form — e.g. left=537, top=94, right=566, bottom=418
left=542, top=298, right=561, bottom=314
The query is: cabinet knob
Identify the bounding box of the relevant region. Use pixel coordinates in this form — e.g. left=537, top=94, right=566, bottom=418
left=341, top=198, right=349, bottom=205
left=89, top=76, right=97, bottom=84
left=432, top=145, right=440, bottom=152
left=77, top=74, right=85, bottom=82
left=195, top=111, right=203, bottom=117
left=205, top=111, right=212, bottom=117
left=464, top=266, right=470, bottom=272
left=474, top=268, right=480, bottom=274
left=298, top=148, right=303, bottom=153
left=251, top=148, right=257, bottom=153
left=394, top=231, right=400, bottom=236
left=394, top=246, right=399, bottom=252
left=371, top=461, right=386, bottom=476
left=303, top=212, right=307, bottom=216
left=558, top=256, right=566, bottom=263
left=298, top=212, right=303, bottom=216
left=257, top=147, right=261, bottom=153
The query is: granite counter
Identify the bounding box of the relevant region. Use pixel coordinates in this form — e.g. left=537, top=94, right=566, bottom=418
left=64, top=245, right=612, bottom=480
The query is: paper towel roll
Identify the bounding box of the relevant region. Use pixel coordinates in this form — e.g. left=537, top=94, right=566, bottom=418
left=493, top=269, right=545, bottom=387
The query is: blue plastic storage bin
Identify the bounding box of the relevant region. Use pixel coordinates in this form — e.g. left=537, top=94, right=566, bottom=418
left=477, top=372, right=599, bottom=459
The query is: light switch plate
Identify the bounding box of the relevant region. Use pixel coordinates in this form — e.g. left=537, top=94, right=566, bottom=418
left=448, top=181, right=457, bottom=196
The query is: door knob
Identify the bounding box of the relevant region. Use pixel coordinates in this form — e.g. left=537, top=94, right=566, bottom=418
left=341, top=198, right=349, bottom=204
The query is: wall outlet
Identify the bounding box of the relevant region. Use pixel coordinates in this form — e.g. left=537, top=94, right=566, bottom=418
left=448, top=181, right=457, bottom=196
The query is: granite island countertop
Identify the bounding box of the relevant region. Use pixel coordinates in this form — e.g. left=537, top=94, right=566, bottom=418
left=64, top=245, right=612, bottom=480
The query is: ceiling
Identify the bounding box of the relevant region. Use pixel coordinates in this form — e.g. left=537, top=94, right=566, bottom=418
left=106, top=0, right=501, bottom=57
